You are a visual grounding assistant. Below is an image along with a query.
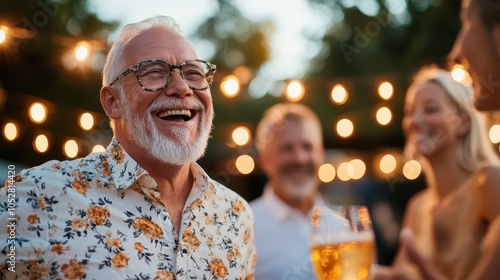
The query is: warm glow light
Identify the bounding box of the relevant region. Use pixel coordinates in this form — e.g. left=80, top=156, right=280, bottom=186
left=29, top=102, right=47, bottom=124
left=34, top=134, right=49, bottom=153
left=285, top=80, right=304, bottom=102
left=376, top=107, right=392, bottom=126
left=337, top=162, right=351, bottom=181
left=235, top=154, right=255, bottom=175
left=336, top=119, right=354, bottom=138
left=380, top=154, right=397, bottom=174
left=330, top=84, right=348, bottom=105
left=3, top=122, right=18, bottom=141
left=220, top=75, right=240, bottom=98
left=92, top=145, right=106, bottom=153
left=489, top=125, right=500, bottom=144
left=403, top=160, right=421, bottom=180
left=349, top=159, right=366, bottom=180
left=64, top=140, right=79, bottom=158
left=232, top=126, right=251, bottom=146
left=451, top=64, right=469, bottom=84
left=0, top=27, right=6, bottom=44
left=318, top=163, right=336, bottom=183
left=378, top=81, right=393, bottom=100
left=74, top=41, right=91, bottom=62
left=79, top=112, right=94, bottom=130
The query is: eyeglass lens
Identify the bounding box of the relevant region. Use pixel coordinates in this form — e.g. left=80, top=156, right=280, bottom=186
left=136, top=61, right=211, bottom=90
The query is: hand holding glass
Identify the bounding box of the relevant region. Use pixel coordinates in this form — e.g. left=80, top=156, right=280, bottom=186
left=310, top=205, right=376, bottom=280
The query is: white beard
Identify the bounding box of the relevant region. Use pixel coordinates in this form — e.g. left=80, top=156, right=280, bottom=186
left=122, top=97, right=214, bottom=165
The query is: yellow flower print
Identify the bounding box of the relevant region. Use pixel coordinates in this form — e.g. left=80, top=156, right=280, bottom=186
left=181, top=229, right=201, bottom=251
left=227, top=251, right=234, bottom=261
left=60, top=259, right=87, bottom=280
left=205, top=215, right=213, bottom=226
left=209, top=258, right=228, bottom=278
left=71, top=219, right=89, bottom=231
left=85, top=205, right=110, bottom=226
left=112, top=252, right=129, bottom=268
left=27, top=214, right=40, bottom=224
left=206, top=235, right=215, bottom=248
left=51, top=162, right=62, bottom=169
left=232, top=200, right=244, bottom=214
left=233, top=244, right=241, bottom=257
left=38, top=196, right=47, bottom=210
left=50, top=243, right=67, bottom=255
left=104, top=237, right=122, bottom=249
left=71, top=180, right=91, bottom=195
left=132, top=217, right=163, bottom=240
left=154, top=270, right=175, bottom=280
left=134, top=242, right=145, bottom=252
left=101, top=156, right=111, bottom=177
left=244, top=231, right=251, bottom=244
left=110, top=144, right=125, bottom=164
left=27, top=261, right=50, bottom=279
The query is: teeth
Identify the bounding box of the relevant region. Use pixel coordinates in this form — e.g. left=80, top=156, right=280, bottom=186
left=158, top=109, right=192, bottom=118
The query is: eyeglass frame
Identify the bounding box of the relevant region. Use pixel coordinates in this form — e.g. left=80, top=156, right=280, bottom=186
left=108, top=59, right=217, bottom=91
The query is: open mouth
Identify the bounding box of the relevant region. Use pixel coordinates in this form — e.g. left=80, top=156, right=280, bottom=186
left=157, top=109, right=197, bottom=122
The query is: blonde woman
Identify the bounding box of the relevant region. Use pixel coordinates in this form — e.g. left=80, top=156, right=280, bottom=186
left=375, top=66, right=500, bottom=279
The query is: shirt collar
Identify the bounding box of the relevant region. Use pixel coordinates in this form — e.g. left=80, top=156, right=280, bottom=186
left=262, top=184, right=324, bottom=222
left=98, top=138, right=210, bottom=193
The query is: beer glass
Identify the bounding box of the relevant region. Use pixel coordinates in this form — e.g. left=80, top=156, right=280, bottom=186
left=310, top=205, right=376, bottom=280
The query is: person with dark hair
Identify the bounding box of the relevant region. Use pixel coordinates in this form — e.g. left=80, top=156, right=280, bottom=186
left=375, top=66, right=500, bottom=279
left=0, top=16, right=256, bottom=279
left=449, top=0, right=500, bottom=111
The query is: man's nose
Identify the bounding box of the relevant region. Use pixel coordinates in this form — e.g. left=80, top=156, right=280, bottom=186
left=164, top=70, right=191, bottom=97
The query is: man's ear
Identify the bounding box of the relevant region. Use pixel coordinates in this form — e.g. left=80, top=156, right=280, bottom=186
left=100, top=86, right=122, bottom=120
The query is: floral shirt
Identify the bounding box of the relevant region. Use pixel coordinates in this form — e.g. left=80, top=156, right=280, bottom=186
left=0, top=139, right=256, bottom=280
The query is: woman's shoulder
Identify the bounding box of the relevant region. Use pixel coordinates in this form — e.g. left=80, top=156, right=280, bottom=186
left=473, top=164, right=500, bottom=221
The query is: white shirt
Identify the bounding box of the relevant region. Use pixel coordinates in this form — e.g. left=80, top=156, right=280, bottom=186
left=250, top=186, right=323, bottom=280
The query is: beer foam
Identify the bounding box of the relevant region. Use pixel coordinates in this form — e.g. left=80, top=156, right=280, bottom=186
left=312, top=230, right=374, bottom=245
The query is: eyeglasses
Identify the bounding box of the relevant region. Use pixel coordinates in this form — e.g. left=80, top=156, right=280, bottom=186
left=109, top=59, right=217, bottom=91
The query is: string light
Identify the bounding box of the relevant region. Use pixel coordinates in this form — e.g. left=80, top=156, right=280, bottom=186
left=378, top=81, right=394, bottom=100
left=220, top=75, right=240, bottom=98
left=0, top=26, right=7, bottom=44
left=489, top=124, right=500, bottom=144
left=235, top=154, right=255, bottom=174
left=3, top=122, right=18, bottom=141
left=74, top=41, right=91, bottom=62
left=285, top=80, right=304, bottom=102
left=337, top=162, right=351, bottom=181
left=91, top=144, right=106, bottom=153
left=29, top=102, right=48, bottom=124
left=349, top=159, right=366, bottom=180
left=330, top=84, right=348, bottom=105
left=376, top=107, right=392, bottom=126
left=34, top=134, right=49, bottom=153
left=64, top=139, right=79, bottom=158
left=318, top=163, right=336, bottom=183
left=379, top=154, right=397, bottom=174
left=79, top=112, right=94, bottom=130
left=451, top=64, right=471, bottom=84
left=336, top=118, right=354, bottom=138
left=232, top=126, right=251, bottom=146
left=402, top=160, right=421, bottom=180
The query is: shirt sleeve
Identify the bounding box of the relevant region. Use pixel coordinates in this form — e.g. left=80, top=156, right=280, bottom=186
left=0, top=170, right=51, bottom=279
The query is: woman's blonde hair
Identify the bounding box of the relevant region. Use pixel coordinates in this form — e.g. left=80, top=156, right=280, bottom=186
left=407, top=66, right=500, bottom=171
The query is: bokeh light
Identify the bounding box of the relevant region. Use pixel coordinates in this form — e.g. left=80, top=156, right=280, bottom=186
left=79, top=112, right=94, bottom=130
left=64, top=139, right=79, bottom=158
left=285, top=80, right=304, bottom=102
left=232, top=126, right=251, bottom=146
left=489, top=124, right=500, bottom=144
left=29, top=102, right=48, bottom=124
left=330, top=84, right=348, bottom=105
left=34, top=134, right=49, bottom=153
left=403, top=160, right=421, bottom=180
left=220, top=75, right=240, bottom=98
left=378, top=81, right=393, bottom=100
left=92, top=144, right=106, bottom=153
left=235, top=154, right=255, bottom=175
left=379, top=154, right=397, bottom=174
left=74, top=41, right=91, bottom=62
left=349, top=159, right=366, bottom=180
left=318, top=163, right=336, bottom=183
left=336, top=118, right=354, bottom=138
left=3, top=122, right=18, bottom=141
left=376, top=107, right=392, bottom=126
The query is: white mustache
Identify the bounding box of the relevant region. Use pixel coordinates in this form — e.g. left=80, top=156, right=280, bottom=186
left=148, top=98, right=205, bottom=113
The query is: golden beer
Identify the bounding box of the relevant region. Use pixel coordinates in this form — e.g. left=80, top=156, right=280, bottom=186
left=311, top=240, right=374, bottom=280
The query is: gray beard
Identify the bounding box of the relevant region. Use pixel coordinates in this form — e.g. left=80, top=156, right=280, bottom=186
left=122, top=97, right=213, bottom=165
